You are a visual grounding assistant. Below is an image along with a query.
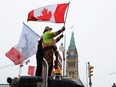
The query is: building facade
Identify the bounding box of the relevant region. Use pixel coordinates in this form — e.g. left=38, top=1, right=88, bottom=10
left=66, top=32, right=79, bottom=80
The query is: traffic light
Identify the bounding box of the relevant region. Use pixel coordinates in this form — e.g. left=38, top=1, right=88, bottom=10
left=112, top=83, right=116, bottom=87
left=88, top=65, right=94, bottom=77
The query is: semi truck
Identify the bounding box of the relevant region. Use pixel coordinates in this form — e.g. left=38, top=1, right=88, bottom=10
left=7, top=58, right=84, bottom=87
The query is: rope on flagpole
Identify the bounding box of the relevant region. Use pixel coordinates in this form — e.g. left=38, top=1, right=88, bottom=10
left=0, top=64, right=17, bottom=69
left=0, top=60, right=30, bottom=69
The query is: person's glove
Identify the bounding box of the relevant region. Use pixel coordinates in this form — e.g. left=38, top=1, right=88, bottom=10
left=62, top=26, right=65, bottom=32
left=60, top=34, right=64, bottom=38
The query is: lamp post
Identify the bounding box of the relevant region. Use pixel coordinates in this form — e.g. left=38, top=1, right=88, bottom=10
left=59, top=43, right=65, bottom=76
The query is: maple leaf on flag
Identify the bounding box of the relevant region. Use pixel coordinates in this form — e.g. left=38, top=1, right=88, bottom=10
left=37, top=8, right=52, bottom=21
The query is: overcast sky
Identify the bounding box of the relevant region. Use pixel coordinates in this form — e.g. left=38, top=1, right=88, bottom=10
left=0, top=0, right=116, bottom=87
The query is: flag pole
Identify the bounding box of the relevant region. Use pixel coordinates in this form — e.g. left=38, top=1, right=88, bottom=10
left=23, top=22, right=40, bottom=37
left=64, top=1, right=70, bottom=27
left=62, top=2, right=70, bottom=36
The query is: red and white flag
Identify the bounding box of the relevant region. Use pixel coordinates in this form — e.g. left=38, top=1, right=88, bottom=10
left=5, top=23, right=40, bottom=65
left=54, top=51, right=62, bottom=70
left=57, top=52, right=62, bottom=69
left=28, top=65, right=36, bottom=76
left=27, top=3, right=69, bottom=23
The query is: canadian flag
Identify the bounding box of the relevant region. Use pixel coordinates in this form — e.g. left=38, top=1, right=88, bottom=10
left=5, top=23, right=40, bottom=65
left=27, top=3, right=69, bottom=23
left=28, top=65, right=36, bottom=76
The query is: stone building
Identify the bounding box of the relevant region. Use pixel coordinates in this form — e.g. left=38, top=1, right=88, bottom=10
left=66, top=32, right=79, bottom=80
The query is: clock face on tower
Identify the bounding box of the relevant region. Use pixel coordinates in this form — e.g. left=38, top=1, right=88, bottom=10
left=70, top=51, right=74, bottom=55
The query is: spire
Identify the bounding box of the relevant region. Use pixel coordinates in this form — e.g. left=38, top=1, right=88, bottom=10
left=69, top=32, right=76, bottom=50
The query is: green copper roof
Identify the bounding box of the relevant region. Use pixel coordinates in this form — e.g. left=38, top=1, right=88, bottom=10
left=69, top=32, right=76, bottom=50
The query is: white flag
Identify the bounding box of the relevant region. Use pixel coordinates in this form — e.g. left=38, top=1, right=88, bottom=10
left=6, top=23, right=40, bottom=65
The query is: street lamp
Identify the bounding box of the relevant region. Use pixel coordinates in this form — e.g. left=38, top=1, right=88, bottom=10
left=59, top=43, right=65, bottom=76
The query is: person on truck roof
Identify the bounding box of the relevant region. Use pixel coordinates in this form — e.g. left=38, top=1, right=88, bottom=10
left=36, top=26, right=65, bottom=76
